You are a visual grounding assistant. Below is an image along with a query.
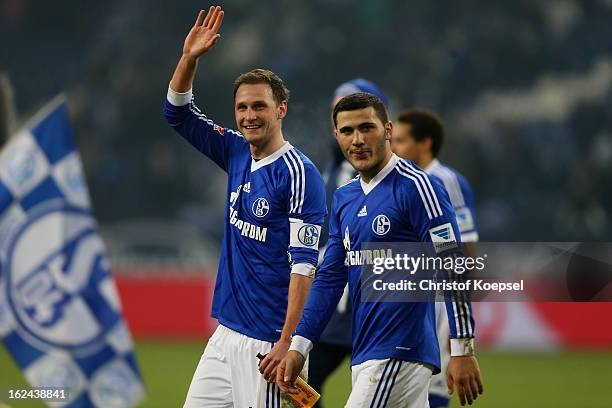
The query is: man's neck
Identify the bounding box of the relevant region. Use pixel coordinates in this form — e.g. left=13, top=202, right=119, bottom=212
left=360, top=150, right=393, bottom=183
left=250, top=132, right=286, bottom=160
left=417, top=153, right=434, bottom=170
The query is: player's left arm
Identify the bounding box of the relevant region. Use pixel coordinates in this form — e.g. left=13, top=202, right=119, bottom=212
left=259, top=161, right=327, bottom=382
left=260, top=273, right=313, bottom=382
left=449, top=175, right=482, bottom=405
left=408, top=174, right=484, bottom=405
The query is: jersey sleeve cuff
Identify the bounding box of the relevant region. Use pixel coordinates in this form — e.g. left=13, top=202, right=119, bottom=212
left=450, top=338, right=475, bottom=356
left=291, top=263, right=316, bottom=278
left=167, top=85, right=192, bottom=106
left=289, top=335, right=313, bottom=358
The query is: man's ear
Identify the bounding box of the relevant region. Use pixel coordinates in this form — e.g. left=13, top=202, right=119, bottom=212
left=278, top=100, right=288, bottom=119
left=424, top=137, right=433, bottom=151
left=385, top=121, right=393, bottom=140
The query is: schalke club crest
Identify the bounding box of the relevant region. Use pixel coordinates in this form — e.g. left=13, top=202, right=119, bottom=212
left=3, top=200, right=117, bottom=355
left=252, top=197, right=270, bottom=218
left=372, top=214, right=391, bottom=236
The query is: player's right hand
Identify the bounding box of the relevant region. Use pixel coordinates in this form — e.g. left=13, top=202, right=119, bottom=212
left=182, top=6, right=224, bottom=59
left=276, top=350, right=305, bottom=394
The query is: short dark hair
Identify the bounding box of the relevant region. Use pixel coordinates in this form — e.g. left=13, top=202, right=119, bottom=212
left=333, top=92, right=388, bottom=128
left=233, top=69, right=290, bottom=105
left=397, top=108, right=445, bottom=157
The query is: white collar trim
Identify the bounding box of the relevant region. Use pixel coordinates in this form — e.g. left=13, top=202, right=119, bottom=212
left=424, top=158, right=441, bottom=173
left=251, top=142, right=293, bottom=172
left=360, top=154, right=399, bottom=195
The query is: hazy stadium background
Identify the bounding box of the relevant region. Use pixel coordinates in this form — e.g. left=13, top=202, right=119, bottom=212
left=1, top=0, right=612, bottom=407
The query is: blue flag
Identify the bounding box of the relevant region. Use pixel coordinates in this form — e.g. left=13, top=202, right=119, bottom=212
left=0, top=96, right=145, bottom=407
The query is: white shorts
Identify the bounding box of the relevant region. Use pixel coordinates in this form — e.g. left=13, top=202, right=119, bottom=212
left=345, top=358, right=432, bottom=408
left=428, top=302, right=451, bottom=406
left=183, top=325, right=306, bottom=408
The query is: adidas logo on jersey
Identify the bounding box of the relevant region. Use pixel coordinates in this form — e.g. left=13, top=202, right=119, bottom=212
left=358, top=205, right=368, bottom=217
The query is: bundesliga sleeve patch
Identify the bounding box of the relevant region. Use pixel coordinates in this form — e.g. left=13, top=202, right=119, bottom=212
left=429, top=223, right=458, bottom=253
left=290, top=218, right=321, bottom=249
left=455, top=207, right=475, bottom=233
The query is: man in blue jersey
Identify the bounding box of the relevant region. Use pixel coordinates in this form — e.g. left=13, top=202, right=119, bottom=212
left=163, top=6, right=326, bottom=407
left=392, top=108, right=479, bottom=408
left=277, top=93, right=483, bottom=407
left=309, top=79, right=389, bottom=408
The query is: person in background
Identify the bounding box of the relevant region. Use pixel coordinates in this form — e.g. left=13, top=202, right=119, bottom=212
left=392, top=107, right=479, bottom=408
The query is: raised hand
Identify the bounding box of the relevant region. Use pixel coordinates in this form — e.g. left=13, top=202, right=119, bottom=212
left=183, top=6, right=224, bottom=59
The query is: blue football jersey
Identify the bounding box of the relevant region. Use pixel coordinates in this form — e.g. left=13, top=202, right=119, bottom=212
left=426, top=159, right=478, bottom=242
left=164, top=88, right=326, bottom=342
left=295, top=154, right=474, bottom=372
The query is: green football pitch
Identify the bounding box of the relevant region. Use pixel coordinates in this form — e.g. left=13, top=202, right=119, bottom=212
left=1, top=340, right=611, bottom=407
